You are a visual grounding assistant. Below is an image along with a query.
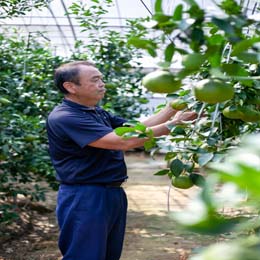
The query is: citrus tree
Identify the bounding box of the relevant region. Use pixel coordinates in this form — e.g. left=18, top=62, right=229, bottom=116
left=0, top=31, right=64, bottom=223
left=68, top=0, right=149, bottom=119
left=117, top=0, right=260, bottom=258
left=119, top=0, right=260, bottom=190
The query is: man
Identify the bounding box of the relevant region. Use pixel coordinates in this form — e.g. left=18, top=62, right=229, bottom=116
left=46, top=60, right=197, bottom=260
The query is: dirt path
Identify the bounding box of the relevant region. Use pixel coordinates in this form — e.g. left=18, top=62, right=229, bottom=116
left=0, top=152, right=216, bottom=260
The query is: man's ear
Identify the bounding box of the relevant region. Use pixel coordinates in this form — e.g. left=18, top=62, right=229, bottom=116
left=63, top=82, right=77, bottom=94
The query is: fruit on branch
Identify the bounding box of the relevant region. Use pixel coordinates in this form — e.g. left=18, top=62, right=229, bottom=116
left=194, top=78, right=234, bottom=104
left=170, top=98, right=188, bottom=110
left=222, top=106, right=244, bottom=119
left=172, top=175, right=194, bottom=189
left=142, top=70, right=181, bottom=93
left=223, top=105, right=260, bottom=122
left=239, top=107, right=260, bottom=122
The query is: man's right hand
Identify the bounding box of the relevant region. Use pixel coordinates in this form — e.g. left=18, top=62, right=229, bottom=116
left=170, top=110, right=198, bottom=125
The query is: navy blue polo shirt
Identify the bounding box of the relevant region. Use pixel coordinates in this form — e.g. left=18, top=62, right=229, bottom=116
left=46, top=99, right=128, bottom=184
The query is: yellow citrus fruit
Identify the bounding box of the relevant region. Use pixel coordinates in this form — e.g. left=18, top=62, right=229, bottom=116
left=142, top=70, right=181, bottom=93
left=170, top=99, right=188, bottom=110
left=171, top=175, right=194, bottom=189
left=194, top=79, right=234, bottom=104
left=222, top=106, right=244, bottom=119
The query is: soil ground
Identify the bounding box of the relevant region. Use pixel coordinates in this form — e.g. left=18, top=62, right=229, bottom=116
left=0, top=152, right=219, bottom=260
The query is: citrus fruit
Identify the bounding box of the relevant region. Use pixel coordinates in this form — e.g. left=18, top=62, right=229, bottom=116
left=23, top=135, right=39, bottom=142
left=239, top=107, right=260, bottom=122
left=182, top=53, right=205, bottom=70
left=222, top=106, right=243, bottom=119
left=171, top=175, right=194, bottom=189
left=142, top=70, right=181, bottom=93
left=170, top=98, right=188, bottom=110
left=193, top=79, right=234, bottom=104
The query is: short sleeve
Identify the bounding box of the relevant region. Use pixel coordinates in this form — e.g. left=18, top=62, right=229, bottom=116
left=49, top=111, right=113, bottom=148
left=104, top=111, right=128, bottom=129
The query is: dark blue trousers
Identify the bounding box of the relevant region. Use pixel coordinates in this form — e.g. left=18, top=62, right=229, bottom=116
left=56, top=184, right=128, bottom=260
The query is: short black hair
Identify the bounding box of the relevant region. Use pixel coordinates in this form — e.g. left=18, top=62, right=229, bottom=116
left=54, top=61, right=96, bottom=94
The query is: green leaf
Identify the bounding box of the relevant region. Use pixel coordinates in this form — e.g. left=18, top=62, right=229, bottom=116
left=222, top=63, right=249, bottom=77
left=165, top=152, right=177, bottom=160
left=154, top=0, right=163, bottom=13
left=153, top=13, right=171, bottom=23
left=206, top=45, right=222, bottom=67
left=154, top=169, right=170, bottom=176
left=134, top=123, right=147, bottom=132
left=172, top=4, right=183, bottom=21
left=184, top=162, right=195, bottom=172
left=114, top=127, right=135, bottom=136
left=198, top=153, right=214, bottom=167
left=232, top=37, right=260, bottom=56
left=127, top=37, right=157, bottom=49
left=211, top=17, right=234, bottom=35
left=170, top=158, right=185, bottom=177
left=144, top=138, right=156, bottom=151
left=183, top=0, right=197, bottom=6
left=189, top=173, right=205, bottom=187
left=219, top=0, right=242, bottom=15
left=236, top=52, right=260, bottom=64
left=164, top=43, right=175, bottom=62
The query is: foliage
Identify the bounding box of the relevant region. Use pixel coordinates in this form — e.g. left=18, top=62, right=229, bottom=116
left=0, top=0, right=51, bottom=18
left=125, top=0, right=260, bottom=258
left=124, top=0, right=260, bottom=178
left=68, top=0, right=149, bottom=119
left=174, top=134, right=260, bottom=259
left=0, top=31, right=64, bottom=223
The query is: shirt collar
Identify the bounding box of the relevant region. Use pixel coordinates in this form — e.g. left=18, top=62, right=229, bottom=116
left=62, top=98, right=101, bottom=112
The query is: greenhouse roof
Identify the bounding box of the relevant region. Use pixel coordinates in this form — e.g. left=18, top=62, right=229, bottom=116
left=0, top=0, right=259, bottom=65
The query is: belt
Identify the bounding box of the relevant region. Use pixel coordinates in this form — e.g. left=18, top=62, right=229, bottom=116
left=60, top=181, right=125, bottom=187
left=103, top=181, right=125, bottom=188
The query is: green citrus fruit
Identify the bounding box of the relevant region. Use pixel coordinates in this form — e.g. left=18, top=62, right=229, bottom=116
left=23, top=135, right=39, bottom=142
left=222, top=106, right=244, bottom=119
left=171, top=175, right=194, bottom=189
left=170, top=99, right=188, bottom=110
left=182, top=53, right=205, bottom=70
left=194, top=79, right=234, bottom=104
left=142, top=70, right=181, bottom=93
left=239, top=107, right=260, bottom=122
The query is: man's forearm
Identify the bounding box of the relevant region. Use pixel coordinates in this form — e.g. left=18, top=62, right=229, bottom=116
left=141, top=105, right=177, bottom=127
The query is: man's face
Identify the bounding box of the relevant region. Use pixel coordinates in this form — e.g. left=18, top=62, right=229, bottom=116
left=75, top=65, right=106, bottom=105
